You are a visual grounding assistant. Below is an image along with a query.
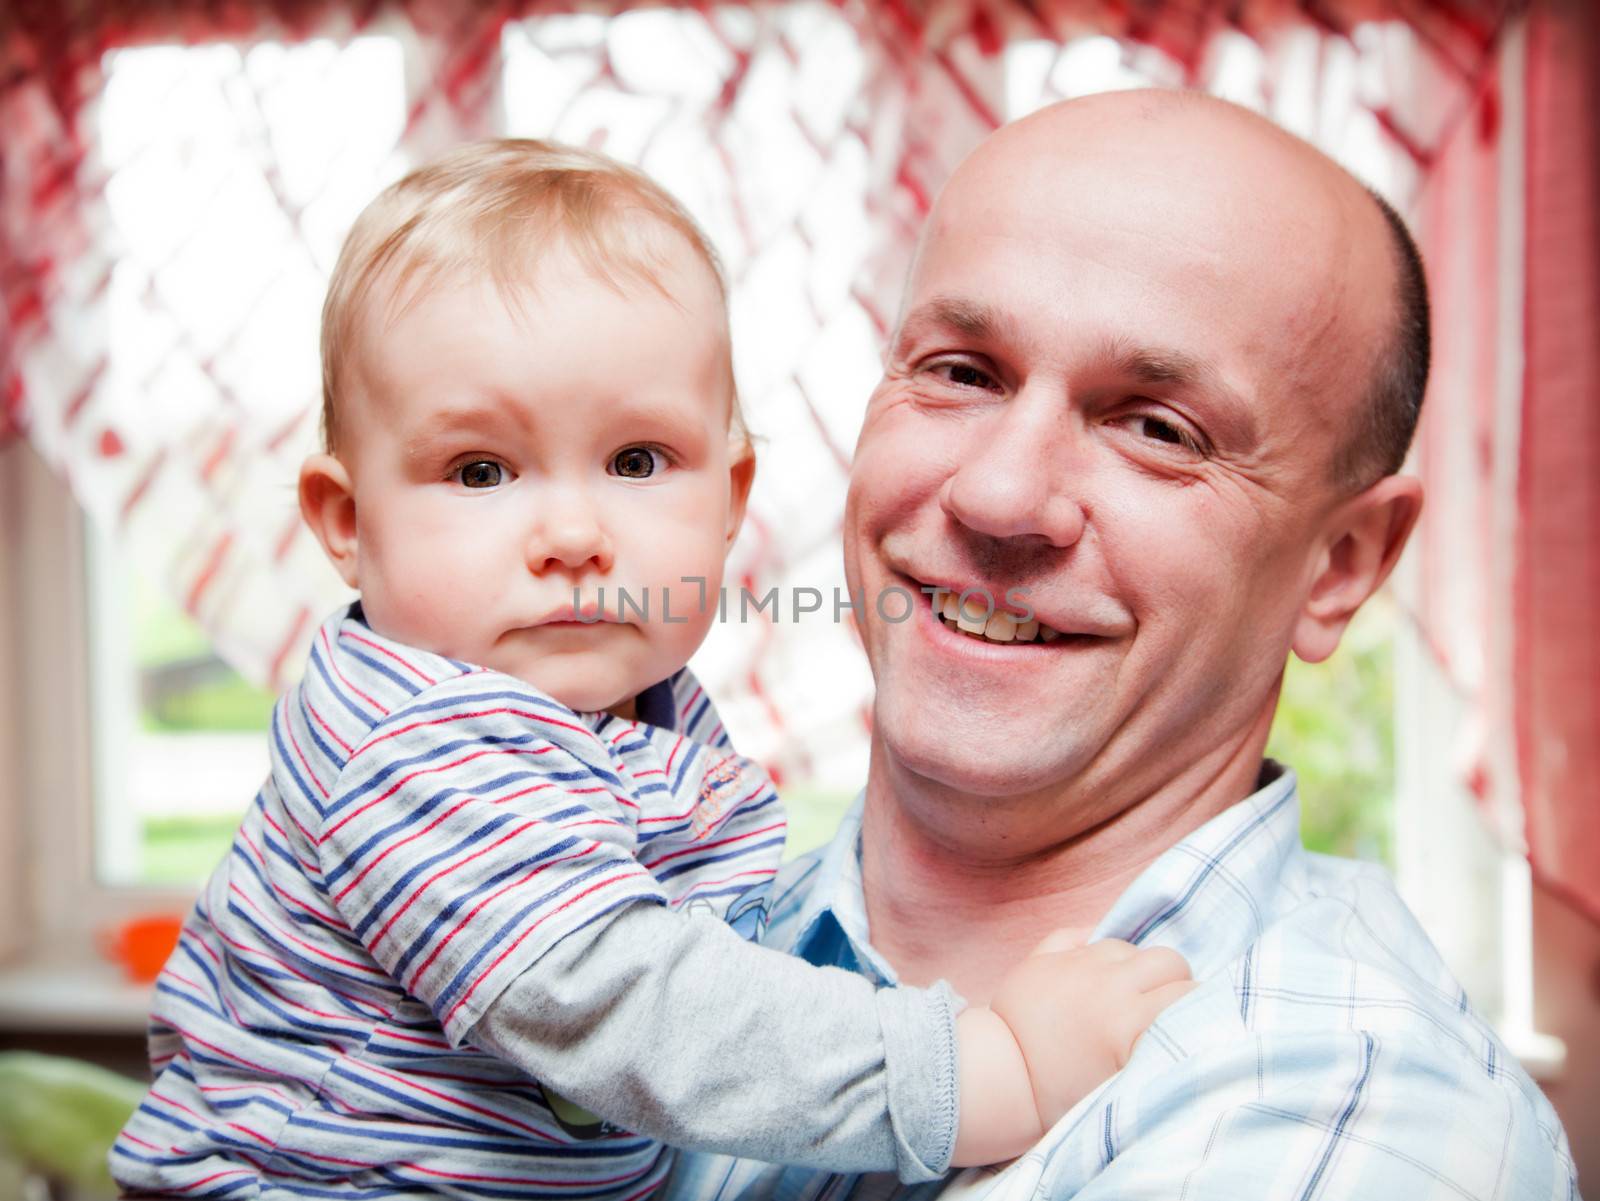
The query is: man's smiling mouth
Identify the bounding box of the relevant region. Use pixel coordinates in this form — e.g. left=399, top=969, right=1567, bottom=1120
left=933, top=590, right=1063, bottom=644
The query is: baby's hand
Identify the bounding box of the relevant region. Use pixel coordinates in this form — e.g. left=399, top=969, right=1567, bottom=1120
left=950, top=934, right=1193, bottom=1166
left=991, top=934, right=1193, bottom=1126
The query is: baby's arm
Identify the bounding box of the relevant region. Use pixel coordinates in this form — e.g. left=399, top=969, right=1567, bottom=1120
left=472, top=901, right=960, bottom=1181
left=473, top=906, right=1192, bottom=1175
left=320, top=675, right=953, bottom=1178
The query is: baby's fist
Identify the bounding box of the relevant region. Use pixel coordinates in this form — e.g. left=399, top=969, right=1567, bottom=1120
left=989, top=938, right=1194, bottom=1126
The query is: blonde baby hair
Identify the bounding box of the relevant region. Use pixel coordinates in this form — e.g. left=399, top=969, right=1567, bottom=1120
left=319, top=138, right=743, bottom=452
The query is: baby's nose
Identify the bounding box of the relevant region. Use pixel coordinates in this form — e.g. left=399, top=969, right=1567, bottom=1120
left=526, top=499, right=614, bottom=575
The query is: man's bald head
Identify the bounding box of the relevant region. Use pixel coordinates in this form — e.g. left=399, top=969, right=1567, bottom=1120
left=916, top=89, right=1429, bottom=493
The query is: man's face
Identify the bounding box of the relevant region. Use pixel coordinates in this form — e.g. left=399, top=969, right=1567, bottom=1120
left=844, top=102, right=1393, bottom=817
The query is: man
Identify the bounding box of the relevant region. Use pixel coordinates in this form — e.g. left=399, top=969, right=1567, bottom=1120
left=668, top=90, right=1578, bottom=1197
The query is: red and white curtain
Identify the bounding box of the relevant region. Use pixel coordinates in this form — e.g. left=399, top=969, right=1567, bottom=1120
left=1408, top=1, right=1600, bottom=924
left=4, top=0, right=1593, bottom=914
left=1515, top=2, right=1599, bottom=923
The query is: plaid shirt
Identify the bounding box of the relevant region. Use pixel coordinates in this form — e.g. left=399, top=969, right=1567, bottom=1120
left=666, top=765, right=1580, bottom=1201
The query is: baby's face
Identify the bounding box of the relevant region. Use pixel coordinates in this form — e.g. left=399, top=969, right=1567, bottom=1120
left=321, top=242, right=747, bottom=714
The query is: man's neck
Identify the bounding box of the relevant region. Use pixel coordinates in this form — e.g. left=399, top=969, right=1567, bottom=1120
left=858, top=721, right=1275, bottom=1004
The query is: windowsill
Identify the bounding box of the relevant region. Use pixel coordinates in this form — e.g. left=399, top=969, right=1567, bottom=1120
left=0, top=955, right=154, bottom=1034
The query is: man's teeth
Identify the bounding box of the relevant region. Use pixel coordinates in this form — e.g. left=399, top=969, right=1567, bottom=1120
left=937, top=593, right=1063, bottom=644
left=956, top=594, right=987, bottom=634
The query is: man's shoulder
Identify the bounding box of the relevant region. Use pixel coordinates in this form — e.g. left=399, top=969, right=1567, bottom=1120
left=1245, top=850, right=1483, bottom=1038
left=1091, top=851, right=1575, bottom=1195
left=1167, top=849, right=1540, bottom=1100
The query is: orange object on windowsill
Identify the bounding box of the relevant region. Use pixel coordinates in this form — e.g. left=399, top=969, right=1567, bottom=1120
left=98, top=914, right=184, bottom=984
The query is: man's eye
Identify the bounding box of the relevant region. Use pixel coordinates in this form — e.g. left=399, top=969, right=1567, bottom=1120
left=934, top=362, right=999, bottom=391
left=1133, top=415, right=1202, bottom=454
left=610, top=446, right=664, bottom=479
left=1140, top=417, right=1183, bottom=444
left=454, top=460, right=504, bottom=488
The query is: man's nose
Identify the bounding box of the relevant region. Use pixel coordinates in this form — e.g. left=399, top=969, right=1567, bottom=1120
left=937, top=388, right=1087, bottom=547
left=525, top=489, right=615, bottom=576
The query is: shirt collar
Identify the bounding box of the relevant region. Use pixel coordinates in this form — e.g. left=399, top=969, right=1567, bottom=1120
left=774, top=791, right=900, bottom=983
left=631, top=674, right=679, bottom=731
left=1091, top=760, right=1301, bottom=977
left=779, top=763, right=1303, bottom=985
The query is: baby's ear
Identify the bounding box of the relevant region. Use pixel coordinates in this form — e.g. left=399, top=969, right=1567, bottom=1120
left=725, top=441, right=756, bottom=548
left=299, top=453, right=361, bottom=589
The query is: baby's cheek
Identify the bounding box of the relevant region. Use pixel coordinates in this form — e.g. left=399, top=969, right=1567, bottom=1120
left=657, top=573, right=721, bottom=640
left=360, top=535, right=491, bottom=659
left=367, top=589, right=459, bottom=659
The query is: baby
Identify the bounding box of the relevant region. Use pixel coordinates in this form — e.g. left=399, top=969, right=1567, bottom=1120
left=112, top=140, right=1192, bottom=1198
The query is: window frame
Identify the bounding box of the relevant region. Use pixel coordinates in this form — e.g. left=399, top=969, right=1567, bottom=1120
left=0, top=440, right=28, bottom=968
left=3, top=440, right=197, bottom=971
left=0, top=24, right=431, bottom=1026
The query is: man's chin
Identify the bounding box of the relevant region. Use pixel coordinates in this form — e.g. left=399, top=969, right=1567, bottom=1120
left=874, top=701, right=1100, bottom=800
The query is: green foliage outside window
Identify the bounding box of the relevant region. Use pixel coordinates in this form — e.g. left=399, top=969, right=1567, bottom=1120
left=132, top=572, right=276, bottom=883
left=133, top=571, right=277, bottom=735
left=1266, top=596, right=1395, bottom=864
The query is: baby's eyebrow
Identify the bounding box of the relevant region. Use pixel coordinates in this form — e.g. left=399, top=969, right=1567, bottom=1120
left=424, top=403, right=512, bottom=432
left=400, top=404, right=512, bottom=458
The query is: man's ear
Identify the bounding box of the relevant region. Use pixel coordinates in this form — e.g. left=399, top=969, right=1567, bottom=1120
left=299, top=453, right=361, bottom=589
left=1292, top=475, right=1423, bottom=664
left=724, top=441, right=756, bottom=549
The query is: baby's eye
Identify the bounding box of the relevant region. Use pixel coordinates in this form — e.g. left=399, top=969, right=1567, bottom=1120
left=610, top=446, right=665, bottom=479
left=454, top=460, right=504, bottom=488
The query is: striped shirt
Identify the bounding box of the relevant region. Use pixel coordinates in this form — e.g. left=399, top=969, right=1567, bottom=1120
left=113, top=605, right=785, bottom=1199
left=667, top=766, right=1580, bottom=1201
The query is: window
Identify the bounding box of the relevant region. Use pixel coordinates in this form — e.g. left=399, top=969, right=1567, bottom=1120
left=1, top=15, right=1558, bottom=1084
left=17, top=18, right=1411, bottom=905
left=83, top=36, right=407, bottom=889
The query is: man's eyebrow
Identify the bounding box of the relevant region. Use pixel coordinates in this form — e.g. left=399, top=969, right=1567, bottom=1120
left=895, top=296, right=1013, bottom=346
left=1105, top=341, right=1212, bottom=390
left=1100, top=339, right=1260, bottom=447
